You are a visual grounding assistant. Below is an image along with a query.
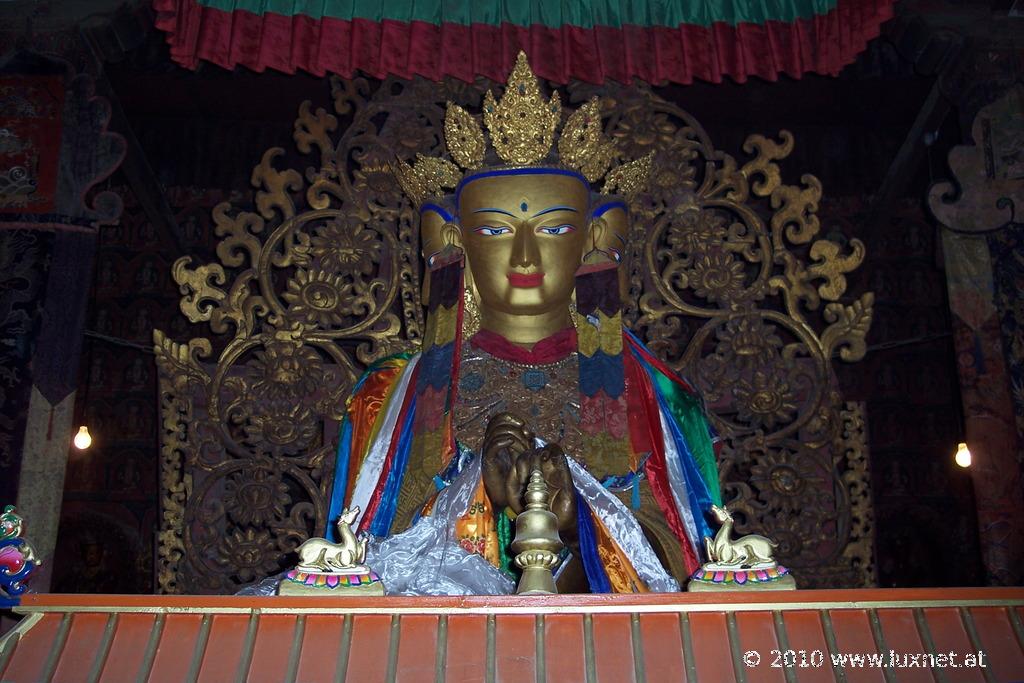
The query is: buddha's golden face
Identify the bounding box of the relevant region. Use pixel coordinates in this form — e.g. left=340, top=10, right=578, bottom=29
left=457, top=171, right=589, bottom=316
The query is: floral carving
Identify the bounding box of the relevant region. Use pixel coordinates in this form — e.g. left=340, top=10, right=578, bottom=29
left=687, top=249, right=748, bottom=304
left=733, top=369, right=799, bottom=430
left=762, top=513, right=812, bottom=561
left=248, top=342, right=324, bottom=404
left=309, top=216, right=382, bottom=275
left=283, top=268, right=353, bottom=327
left=667, top=206, right=728, bottom=255
left=613, top=110, right=676, bottom=156
left=749, top=446, right=825, bottom=511
left=223, top=468, right=291, bottom=526
left=242, top=404, right=319, bottom=455
left=352, top=153, right=406, bottom=207
left=217, top=528, right=280, bottom=583
left=714, top=317, right=782, bottom=369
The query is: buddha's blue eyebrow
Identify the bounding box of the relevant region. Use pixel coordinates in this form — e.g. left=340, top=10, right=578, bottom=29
left=532, top=206, right=577, bottom=217
left=472, top=206, right=577, bottom=218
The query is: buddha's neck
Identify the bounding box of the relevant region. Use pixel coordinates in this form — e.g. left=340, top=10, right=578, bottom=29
left=478, top=307, right=574, bottom=347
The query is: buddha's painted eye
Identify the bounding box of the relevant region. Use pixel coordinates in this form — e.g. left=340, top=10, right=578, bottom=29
left=473, top=226, right=511, bottom=237
left=537, top=224, right=575, bottom=235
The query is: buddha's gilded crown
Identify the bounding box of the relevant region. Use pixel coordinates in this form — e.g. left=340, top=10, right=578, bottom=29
left=393, top=51, right=652, bottom=207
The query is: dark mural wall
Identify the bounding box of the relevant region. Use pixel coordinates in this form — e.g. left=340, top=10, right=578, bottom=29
left=832, top=197, right=984, bottom=588
left=51, top=185, right=236, bottom=594
left=0, top=231, right=53, bottom=504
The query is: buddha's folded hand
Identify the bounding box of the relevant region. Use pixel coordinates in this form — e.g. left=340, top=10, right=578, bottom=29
left=480, top=412, right=577, bottom=535
left=481, top=412, right=534, bottom=510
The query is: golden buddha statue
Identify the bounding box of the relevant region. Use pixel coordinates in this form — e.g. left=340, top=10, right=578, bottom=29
left=325, top=53, right=726, bottom=594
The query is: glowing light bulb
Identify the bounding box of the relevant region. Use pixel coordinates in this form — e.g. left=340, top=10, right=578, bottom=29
left=954, top=442, right=971, bottom=468
left=73, top=425, right=92, bottom=450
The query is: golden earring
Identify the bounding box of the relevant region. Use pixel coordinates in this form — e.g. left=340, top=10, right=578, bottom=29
left=462, top=261, right=481, bottom=339
left=462, top=285, right=481, bottom=338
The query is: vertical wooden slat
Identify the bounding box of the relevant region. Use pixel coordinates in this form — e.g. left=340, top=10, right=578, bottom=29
left=283, top=615, right=305, bottom=683
left=86, top=613, right=118, bottom=683
left=630, top=614, right=646, bottom=683
left=345, top=614, right=391, bottom=681
left=967, top=607, right=1024, bottom=682
left=726, top=613, right=749, bottom=683
left=494, top=614, right=536, bottom=683
left=680, top=613, right=699, bottom=683
left=583, top=614, right=596, bottom=683
left=50, top=612, right=109, bottom=683
left=912, top=609, right=948, bottom=683
left=233, top=611, right=260, bottom=683
left=535, top=614, right=546, bottom=683
left=40, top=613, right=72, bottom=683
left=444, top=615, right=487, bottom=683
left=544, top=614, right=585, bottom=683
left=184, top=614, right=213, bottom=683
left=395, top=614, right=437, bottom=683
left=195, top=614, right=249, bottom=683
left=690, top=612, right=736, bottom=683
left=777, top=610, right=833, bottom=683
left=486, top=614, right=496, bottom=683
left=294, top=614, right=346, bottom=683
left=1010, top=607, right=1024, bottom=652
left=335, top=614, right=354, bottom=683
left=958, top=609, right=997, bottom=683
left=638, top=613, right=685, bottom=683
left=385, top=615, right=402, bottom=683
left=873, top=609, right=932, bottom=683
left=245, top=613, right=298, bottom=683
left=919, top=607, right=985, bottom=683
left=434, top=615, right=447, bottom=683
left=770, top=612, right=798, bottom=683
left=0, top=619, right=19, bottom=677
left=132, top=613, right=165, bottom=683
left=733, top=611, right=784, bottom=683
left=866, top=610, right=897, bottom=683
left=591, top=613, right=635, bottom=683
left=820, top=611, right=849, bottom=683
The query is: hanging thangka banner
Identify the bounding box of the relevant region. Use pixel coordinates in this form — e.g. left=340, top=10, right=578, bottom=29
left=0, top=75, right=64, bottom=213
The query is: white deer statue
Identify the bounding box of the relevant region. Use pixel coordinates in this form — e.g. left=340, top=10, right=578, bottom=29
left=295, top=507, right=368, bottom=574
left=704, top=505, right=778, bottom=570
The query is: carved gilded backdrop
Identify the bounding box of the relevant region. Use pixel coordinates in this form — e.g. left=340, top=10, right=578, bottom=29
left=155, top=77, right=874, bottom=594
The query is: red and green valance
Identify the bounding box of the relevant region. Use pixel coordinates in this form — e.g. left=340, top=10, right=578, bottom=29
left=154, top=0, right=894, bottom=85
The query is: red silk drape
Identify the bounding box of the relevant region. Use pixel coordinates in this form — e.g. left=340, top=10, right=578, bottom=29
left=154, top=0, right=894, bottom=85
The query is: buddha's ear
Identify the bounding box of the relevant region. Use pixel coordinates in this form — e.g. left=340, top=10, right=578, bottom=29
left=420, top=204, right=460, bottom=302
left=587, top=199, right=630, bottom=299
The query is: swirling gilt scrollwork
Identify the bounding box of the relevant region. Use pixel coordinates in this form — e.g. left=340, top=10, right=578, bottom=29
left=156, top=75, right=875, bottom=593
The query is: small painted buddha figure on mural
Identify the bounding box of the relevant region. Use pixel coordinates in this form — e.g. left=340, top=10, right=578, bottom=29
left=325, top=53, right=722, bottom=594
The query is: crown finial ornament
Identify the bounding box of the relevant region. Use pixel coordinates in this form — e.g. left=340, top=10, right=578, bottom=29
left=392, top=51, right=652, bottom=205
left=482, top=51, right=562, bottom=166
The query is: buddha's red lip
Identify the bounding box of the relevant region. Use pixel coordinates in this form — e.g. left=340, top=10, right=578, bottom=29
left=507, top=272, right=545, bottom=287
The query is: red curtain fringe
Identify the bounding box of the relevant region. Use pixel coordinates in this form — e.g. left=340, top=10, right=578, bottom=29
left=154, top=0, right=894, bottom=85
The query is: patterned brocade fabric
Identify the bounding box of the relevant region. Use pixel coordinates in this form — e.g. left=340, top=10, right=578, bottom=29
left=453, top=340, right=585, bottom=465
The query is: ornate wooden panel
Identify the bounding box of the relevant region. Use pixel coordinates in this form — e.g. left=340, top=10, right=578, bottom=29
left=155, top=76, right=875, bottom=594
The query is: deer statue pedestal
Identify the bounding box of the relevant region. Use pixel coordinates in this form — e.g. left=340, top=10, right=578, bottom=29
left=686, top=505, right=797, bottom=592
left=278, top=567, right=384, bottom=596
left=278, top=506, right=385, bottom=597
